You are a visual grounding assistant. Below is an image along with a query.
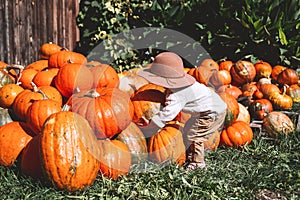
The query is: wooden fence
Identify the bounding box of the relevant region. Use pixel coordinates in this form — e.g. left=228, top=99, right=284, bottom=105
left=0, top=0, right=80, bottom=66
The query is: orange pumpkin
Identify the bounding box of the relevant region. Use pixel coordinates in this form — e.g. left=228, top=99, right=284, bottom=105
left=25, top=60, right=49, bottom=71
left=130, top=83, right=166, bottom=126
left=48, top=49, right=87, bottom=68
left=219, top=92, right=240, bottom=127
left=90, top=64, right=119, bottom=88
left=97, top=139, right=131, bottom=180
left=67, top=88, right=134, bottom=139
left=200, top=58, right=219, bottom=71
left=39, top=42, right=62, bottom=60
left=26, top=98, right=61, bottom=135
left=269, top=86, right=293, bottom=110
left=271, top=65, right=286, bottom=81
left=20, top=135, right=44, bottom=179
left=254, top=60, right=272, bottom=79
left=147, top=123, right=186, bottom=166
left=18, top=68, right=39, bottom=89
left=54, top=63, right=93, bottom=98
left=0, top=121, right=32, bottom=166
left=230, top=60, right=256, bottom=85
left=210, top=70, right=232, bottom=88
left=0, top=84, right=24, bottom=108
left=40, top=111, right=101, bottom=192
left=116, top=122, right=148, bottom=164
left=217, top=84, right=242, bottom=99
left=277, top=68, right=299, bottom=86
left=220, top=121, right=253, bottom=147
left=32, top=68, right=59, bottom=87
left=248, top=99, right=273, bottom=120
left=260, top=83, right=280, bottom=99
left=187, top=66, right=215, bottom=86
left=219, top=59, right=233, bottom=71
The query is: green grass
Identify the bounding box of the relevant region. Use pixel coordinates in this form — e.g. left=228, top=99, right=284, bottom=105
left=1, top=130, right=300, bottom=200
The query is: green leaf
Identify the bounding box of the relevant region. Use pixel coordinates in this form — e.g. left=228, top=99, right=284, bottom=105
left=278, top=27, right=288, bottom=45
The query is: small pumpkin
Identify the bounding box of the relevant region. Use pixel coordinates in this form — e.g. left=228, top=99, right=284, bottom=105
left=0, top=83, right=24, bottom=108
left=26, top=98, right=61, bottom=135
left=286, top=84, right=300, bottom=103
left=277, top=68, right=299, bottom=86
left=260, top=83, right=280, bottom=99
left=0, top=121, right=32, bottom=167
left=25, top=60, right=49, bottom=71
left=97, top=139, right=131, bottom=180
left=210, top=70, right=232, bottom=88
left=263, top=111, right=294, bottom=138
left=217, top=84, right=242, bottom=99
left=254, top=60, right=272, bottom=79
left=200, top=58, right=219, bottom=71
left=271, top=65, right=286, bottom=81
left=40, top=110, right=101, bottom=192
left=147, top=123, right=186, bottom=166
left=130, top=83, right=166, bottom=126
left=48, top=49, right=87, bottom=68
left=248, top=99, right=273, bottom=120
left=269, top=87, right=293, bottom=110
left=67, top=88, right=134, bottom=139
left=116, top=122, right=148, bottom=164
left=32, top=68, right=59, bottom=87
left=187, top=66, right=215, bottom=86
left=220, top=121, right=253, bottom=147
left=39, top=42, right=62, bottom=60
left=230, top=60, right=256, bottom=85
left=90, top=64, right=120, bottom=89
left=218, top=59, right=233, bottom=71
left=54, top=63, right=94, bottom=98
left=18, top=68, right=39, bottom=89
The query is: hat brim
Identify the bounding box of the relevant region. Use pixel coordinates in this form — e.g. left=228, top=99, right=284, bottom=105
left=138, top=68, right=196, bottom=89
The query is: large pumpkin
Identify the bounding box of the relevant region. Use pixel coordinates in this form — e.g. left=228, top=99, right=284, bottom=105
left=97, top=139, right=132, bottom=180
left=116, top=122, right=148, bottom=164
left=220, top=121, right=253, bottom=147
left=263, top=111, right=294, bottom=138
left=230, top=60, right=256, bottom=85
left=147, top=123, right=186, bottom=166
left=130, top=83, right=166, bottom=126
left=40, top=111, right=100, bottom=192
left=67, top=87, right=134, bottom=139
left=0, top=121, right=32, bottom=167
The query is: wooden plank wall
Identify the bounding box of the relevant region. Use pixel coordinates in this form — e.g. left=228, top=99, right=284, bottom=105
left=0, top=0, right=80, bottom=66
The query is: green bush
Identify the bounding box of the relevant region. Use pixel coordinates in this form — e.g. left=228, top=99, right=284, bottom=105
left=75, top=0, right=300, bottom=71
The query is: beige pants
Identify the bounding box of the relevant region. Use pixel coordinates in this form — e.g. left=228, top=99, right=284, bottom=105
left=184, top=110, right=226, bottom=163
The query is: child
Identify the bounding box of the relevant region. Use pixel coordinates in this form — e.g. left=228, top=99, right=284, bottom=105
left=137, top=52, right=227, bottom=170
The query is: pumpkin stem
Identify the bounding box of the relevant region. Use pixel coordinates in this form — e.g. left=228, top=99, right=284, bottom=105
left=62, top=104, right=71, bottom=111
left=6, top=64, right=24, bottom=84
left=83, top=89, right=100, bottom=98
left=30, top=82, right=49, bottom=99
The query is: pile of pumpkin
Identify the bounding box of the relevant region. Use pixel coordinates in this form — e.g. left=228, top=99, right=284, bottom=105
left=0, top=42, right=298, bottom=192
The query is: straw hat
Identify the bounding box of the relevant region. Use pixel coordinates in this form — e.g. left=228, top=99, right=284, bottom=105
left=138, top=52, right=195, bottom=88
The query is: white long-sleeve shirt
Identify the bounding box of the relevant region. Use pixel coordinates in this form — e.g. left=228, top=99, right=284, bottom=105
left=151, top=81, right=227, bottom=128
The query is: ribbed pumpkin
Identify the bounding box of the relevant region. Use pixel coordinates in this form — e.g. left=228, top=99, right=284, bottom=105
left=18, top=68, right=39, bottom=89
left=20, top=135, right=44, bottom=179
left=25, top=60, right=49, bottom=71
left=230, top=60, right=256, bottom=85
left=219, top=59, right=233, bottom=71
left=32, top=68, right=59, bottom=87
left=277, top=68, right=299, bottom=86
left=254, top=60, right=272, bottom=79
left=260, top=83, right=280, bottom=99
left=219, top=92, right=240, bottom=127
left=54, top=63, right=93, bottom=98
left=48, top=49, right=87, bottom=68
left=26, top=98, right=61, bottom=135
left=147, top=123, right=186, bottom=166
left=269, top=86, right=293, bottom=110
left=271, top=65, right=286, bottom=81
left=40, top=111, right=100, bottom=192
left=286, top=84, right=300, bottom=103
left=131, top=83, right=166, bottom=126
left=39, top=42, right=62, bottom=60
left=67, top=88, right=134, bottom=139
left=248, top=99, right=273, bottom=120
left=12, top=85, right=47, bottom=121
left=263, top=111, right=294, bottom=138
left=210, top=70, right=232, bottom=88
left=90, top=64, right=120, bottom=88
left=0, top=83, right=24, bottom=108
left=116, top=122, right=148, bottom=164
left=217, top=84, right=242, bottom=99
left=0, top=121, right=32, bottom=167
left=220, top=121, right=253, bottom=147
left=97, top=139, right=131, bottom=180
